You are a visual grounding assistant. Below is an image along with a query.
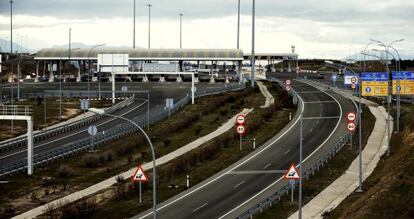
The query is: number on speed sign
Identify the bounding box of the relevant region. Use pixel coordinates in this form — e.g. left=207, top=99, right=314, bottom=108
left=236, top=125, right=246, bottom=135
left=347, top=122, right=356, bottom=132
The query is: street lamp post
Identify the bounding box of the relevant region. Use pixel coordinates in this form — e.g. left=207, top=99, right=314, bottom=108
left=88, top=108, right=157, bottom=219
left=237, top=0, right=240, bottom=49
left=179, top=13, right=183, bottom=49
left=371, top=39, right=404, bottom=134
left=133, top=0, right=136, bottom=49
left=147, top=4, right=152, bottom=49
left=87, top=44, right=105, bottom=102
left=251, top=0, right=255, bottom=88
left=59, top=48, right=80, bottom=120
left=365, top=49, right=392, bottom=157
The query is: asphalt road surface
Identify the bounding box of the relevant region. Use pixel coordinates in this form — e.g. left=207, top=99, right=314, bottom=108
left=134, top=78, right=354, bottom=219
left=0, top=82, right=235, bottom=168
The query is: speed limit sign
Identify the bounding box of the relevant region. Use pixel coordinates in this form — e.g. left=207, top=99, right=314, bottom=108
left=286, top=85, right=291, bottom=92
left=236, top=125, right=246, bottom=135
left=351, top=83, right=357, bottom=89
left=351, top=77, right=358, bottom=84
left=347, top=122, right=356, bottom=132
left=286, top=80, right=292, bottom=85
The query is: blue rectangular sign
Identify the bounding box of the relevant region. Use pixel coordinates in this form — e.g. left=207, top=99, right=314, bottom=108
left=392, top=72, right=414, bottom=80
left=361, top=72, right=389, bottom=82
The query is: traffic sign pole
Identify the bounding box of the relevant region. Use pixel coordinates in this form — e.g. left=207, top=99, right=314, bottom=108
left=240, top=134, right=242, bottom=151
left=139, top=182, right=142, bottom=203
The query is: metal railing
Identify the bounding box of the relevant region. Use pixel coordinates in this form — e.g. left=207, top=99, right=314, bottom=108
left=0, top=105, right=32, bottom=117
left=0, top=96, right=135, bottom=153
left=0, top=84, right=245, bottom=177
left=236, top=78, right=355, bottom=219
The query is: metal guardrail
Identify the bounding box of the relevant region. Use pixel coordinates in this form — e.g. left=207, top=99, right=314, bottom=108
left=0, top=96, right=135, bottom=153
left=235, top=78, right=355, bottom=219
left=0, top=84, right=245, bottom=177
left=0, top=105, right=32, bottom=117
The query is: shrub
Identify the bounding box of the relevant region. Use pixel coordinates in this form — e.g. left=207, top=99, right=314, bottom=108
left=83, top=154, right=99, bottom=168
left=106, top=151, right=113, bottom=161
left=194, top=126, right=203, bottom=135
left=115, top=175, right=125, bottom=183
left=57, top=165, right=72, bottom=178
left=163, top=139, right=172, bottom=147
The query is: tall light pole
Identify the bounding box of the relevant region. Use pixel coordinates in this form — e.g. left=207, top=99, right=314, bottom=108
left=133, top=0, right=136, bottom=49
left=369, top=48, right=393, bottom=157
left=10, top=0, right=13, bottom=54
left=147, top=4, right=152, bottom=49
left=87, top=44, right=105, bottom=102
left=374, top=39, right=404, bottom=133
left=251, top=0, right=255, bottom=88
left=88, top=108, right=157, bottom=219
left=179, top=13, right=183, bottom=49
left=237, top=0, right=240, bottom=49
left=59, top=48, right=79, bottom=120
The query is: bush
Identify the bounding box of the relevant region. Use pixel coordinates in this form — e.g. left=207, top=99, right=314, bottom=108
left=194, top=126, right=203, bottom=135
left=163, top=139, right=172, bottom=147
left=83, top=154, right=99, bottom=168
left=106, top=151, right=113, bottom=162
left=57, top=165, right=71, bottom=178
left=115, top=175, right=125, bottom=183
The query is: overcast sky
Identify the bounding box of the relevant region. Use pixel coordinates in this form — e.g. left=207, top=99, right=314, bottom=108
left=0, top=0, right=413, bottom=59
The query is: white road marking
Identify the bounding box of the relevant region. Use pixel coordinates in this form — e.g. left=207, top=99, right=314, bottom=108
left=233, top=181, right=245, bottom=188
left=263, top=163, right=271, bottom=169
left=227, top=170, right=285, bottom=175
left=192, top=203, right=208, bottom=213
left=284, top=149, right=291, bottom=155
left=0, top=100, right=148, bottom=161
left=218, top=79, right=343, bottom=219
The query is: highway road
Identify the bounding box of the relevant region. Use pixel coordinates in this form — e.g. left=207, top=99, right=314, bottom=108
left=134, top=78, right=354, bottom=219
left=0, top=82, right=235, bottom=169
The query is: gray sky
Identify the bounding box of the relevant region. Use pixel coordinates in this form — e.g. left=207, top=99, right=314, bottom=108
left=0, top=0, right=413, bottom=58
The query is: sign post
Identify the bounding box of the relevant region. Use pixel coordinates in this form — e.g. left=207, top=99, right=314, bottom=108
left=284, top=162, right=300, bottom=205
left=346, top=112, right=356, bottom=148
left=236, top=125, right=246, bottom=151
left=87, top=125, right=97, bottom=151
left=132, top=165, right=149, bottom=204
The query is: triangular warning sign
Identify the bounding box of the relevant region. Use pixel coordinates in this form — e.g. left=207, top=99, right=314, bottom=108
left=132, top=165, right=149, bottom=183
left=283, top=162, right=300, bottom=180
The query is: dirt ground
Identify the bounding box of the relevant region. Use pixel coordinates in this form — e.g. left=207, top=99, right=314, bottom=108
left=325, top=104, right=414, bottom=219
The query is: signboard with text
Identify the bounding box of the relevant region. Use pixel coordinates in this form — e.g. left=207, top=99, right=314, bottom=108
left=361, top=72, right=389, bottom=97
left=392, top=72, right=414, bottom=95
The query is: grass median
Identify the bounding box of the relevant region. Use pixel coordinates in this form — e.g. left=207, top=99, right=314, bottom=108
left=0, top=82, right=293, bottom=218
left=40, top=82, right=296, bottom=219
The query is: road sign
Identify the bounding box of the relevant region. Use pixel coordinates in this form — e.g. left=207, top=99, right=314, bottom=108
left=165, top=98, right=174, bottom=109
left=121, top=85, right=128, bottom=92
left=87, top=125, right=97, bottom=136
left=351, top=83, right=357, bottom=89
left=286, top=85, right=291, bottom=92
left=346, top=112, right=356, bottom=122
left=80, top=99, right=90, bottom=110
left=236, top=115, right=246, bottom=125
left=286, top=80, right=292, bottom=85
left=284, top=162, right=300, bottom=180
left=351, top=77, right=357, bottom=84
left=132, top=165, right=149, bottom=183
left=236, top=125, right=246, bottom=135
left=361, top=72, right=389, bottom=97
left=392, top=72, right=414, bottom=95
left=347, top=122, right=356, bottom=132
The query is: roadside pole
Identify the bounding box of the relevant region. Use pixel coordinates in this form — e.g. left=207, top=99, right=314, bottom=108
left=147, top=92, right=150, bottom=131
left=298, top=106, right=303, bottom=219
left=139, top=182, right=142, bottom=203
left=44, top=93, right=47, bottom=132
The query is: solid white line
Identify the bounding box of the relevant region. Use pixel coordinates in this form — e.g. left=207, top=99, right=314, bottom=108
left=302, top=116, right=340, bottom=120
left=233, top=181, right=245, bottom=188
left=303, top=101, right=336, bottom=104
left=192, top=203, right=208, bottom=213
left=227, top=170, right=285, bottom=175
left=137, top=92, right=303, bottom=219
left=263, top=163, right=271, bottom=169
left=218, top=79, right=343, bottom=219
left=0, top=100, right=147, bottom=161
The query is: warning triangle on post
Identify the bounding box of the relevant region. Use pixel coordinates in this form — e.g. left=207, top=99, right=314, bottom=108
left=132, top=165, right=149, bottom=183
left=283, top=162, right=300, bottom=180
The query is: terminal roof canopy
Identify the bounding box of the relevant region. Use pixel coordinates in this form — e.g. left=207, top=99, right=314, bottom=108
left=35, top=48, right=244, bottom=61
